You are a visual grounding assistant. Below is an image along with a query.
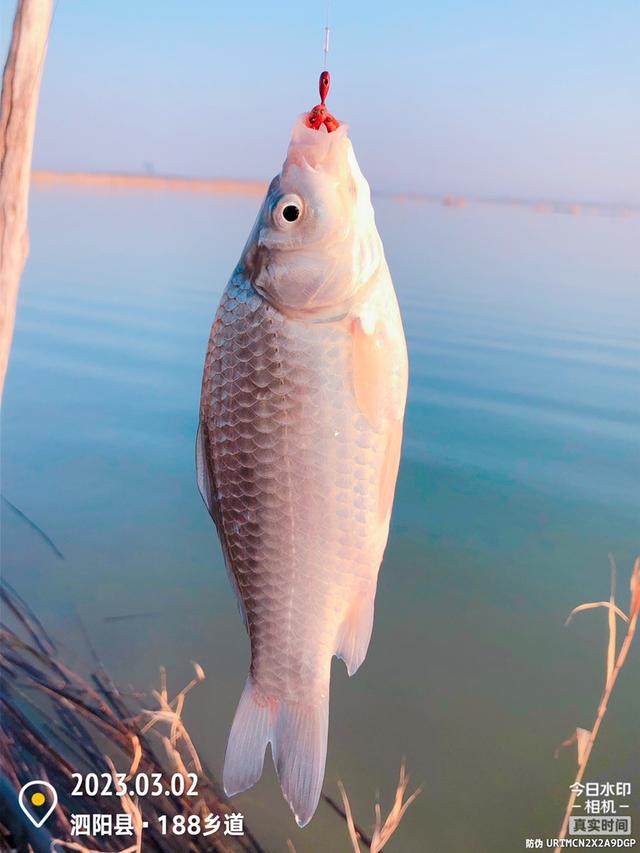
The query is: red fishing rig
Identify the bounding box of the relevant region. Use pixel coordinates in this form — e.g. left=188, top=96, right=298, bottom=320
left=306, top=71, right=340, bottom=132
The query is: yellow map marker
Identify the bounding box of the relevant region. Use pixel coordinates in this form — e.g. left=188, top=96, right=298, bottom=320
left=18, top=781, right=58, bottom=828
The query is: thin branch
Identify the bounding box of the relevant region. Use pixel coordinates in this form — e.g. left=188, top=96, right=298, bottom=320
left=0, top=0, right=53, bottom=398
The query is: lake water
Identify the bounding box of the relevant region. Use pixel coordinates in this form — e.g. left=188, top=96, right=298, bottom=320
left=2, top=185, right=639, bottom=852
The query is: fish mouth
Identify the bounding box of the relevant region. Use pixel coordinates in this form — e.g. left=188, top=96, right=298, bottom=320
left=283, top=116, right=350, bottom=176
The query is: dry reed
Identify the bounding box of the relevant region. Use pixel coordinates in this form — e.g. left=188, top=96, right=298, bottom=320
left=336, top=762, right=421, bottom=853
left=1, top=581, right=419, bottom=852
left=0, top=582, right=265, bottom=853
left=554, top=556, right=639, bottom=851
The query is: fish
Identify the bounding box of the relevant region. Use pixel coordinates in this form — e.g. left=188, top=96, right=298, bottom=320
left=197, top=89, right=408, bottom=827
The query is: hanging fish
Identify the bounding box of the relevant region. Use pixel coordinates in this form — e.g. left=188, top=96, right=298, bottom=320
left=197, top=72, right=408, bottom=827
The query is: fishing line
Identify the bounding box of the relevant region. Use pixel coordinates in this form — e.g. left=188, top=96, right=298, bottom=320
left=305, top=0, right=338, bottom=131
left=323, top=0, right=331, bottom=70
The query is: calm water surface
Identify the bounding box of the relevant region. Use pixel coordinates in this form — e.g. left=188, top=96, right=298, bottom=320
left=2, top=186, right=639, bottom=852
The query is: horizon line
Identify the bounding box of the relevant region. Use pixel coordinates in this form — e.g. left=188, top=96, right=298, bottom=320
left=31, top=170, right=640, bottom=218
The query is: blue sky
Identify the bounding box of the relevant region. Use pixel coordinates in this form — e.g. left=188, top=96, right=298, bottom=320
left=2, top=1, right=639, bottom=202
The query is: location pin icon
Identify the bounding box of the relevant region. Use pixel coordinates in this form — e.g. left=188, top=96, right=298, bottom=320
left=18, top=781, right=58, bottom=827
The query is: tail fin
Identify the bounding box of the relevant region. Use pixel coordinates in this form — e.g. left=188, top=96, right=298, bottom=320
left=223, top=677, right=329, bottom=828
left=273, top=697, right=329, bottom=827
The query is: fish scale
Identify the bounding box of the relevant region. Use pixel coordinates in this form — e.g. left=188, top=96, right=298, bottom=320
left=202, top=269, right=382, bottom=678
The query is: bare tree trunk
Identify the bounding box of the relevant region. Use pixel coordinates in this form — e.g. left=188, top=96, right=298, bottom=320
left=0, top=0, right=52, bottom=399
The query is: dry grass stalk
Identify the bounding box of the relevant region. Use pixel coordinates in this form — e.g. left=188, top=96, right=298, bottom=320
left=321, top=790, right=372, bottom=849
left=337, top=762, right=421, bottom=853
left=336, top=782, right=362, bottom=851
left=554, top=556, right=639, bottom=852
left=137, top=662, right=206, bottom=776
left=2, top=581, right=386, bottom=852
left=0, top=582, right=265, bottom=853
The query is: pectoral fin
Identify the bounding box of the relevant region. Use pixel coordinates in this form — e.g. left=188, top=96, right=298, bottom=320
left=350, top=315, right=406, bottom=523
left=351, top=315, right=390, bottom=430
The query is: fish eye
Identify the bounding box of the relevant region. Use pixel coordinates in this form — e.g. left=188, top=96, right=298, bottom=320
left=273, top=194, right=304, bottom=228
left=282, top=204, right=300, bottom=222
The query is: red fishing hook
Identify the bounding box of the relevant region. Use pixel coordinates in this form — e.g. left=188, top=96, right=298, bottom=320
left=305, top=71, right=340, bottom=132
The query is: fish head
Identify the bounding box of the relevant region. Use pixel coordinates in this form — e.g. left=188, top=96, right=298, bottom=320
left=241, top=116, right=383, bottom=319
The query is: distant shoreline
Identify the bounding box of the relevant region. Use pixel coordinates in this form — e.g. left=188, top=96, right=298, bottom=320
left=32, top=170, right=268, bottom=195
left=31, top=170, right=639, bottom=218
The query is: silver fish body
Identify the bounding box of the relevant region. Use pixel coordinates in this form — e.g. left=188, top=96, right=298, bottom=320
left=197, top=116, right=407, bottom=826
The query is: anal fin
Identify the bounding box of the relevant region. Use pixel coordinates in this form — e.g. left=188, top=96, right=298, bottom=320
left=335, top=588, right=376, bottom=676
